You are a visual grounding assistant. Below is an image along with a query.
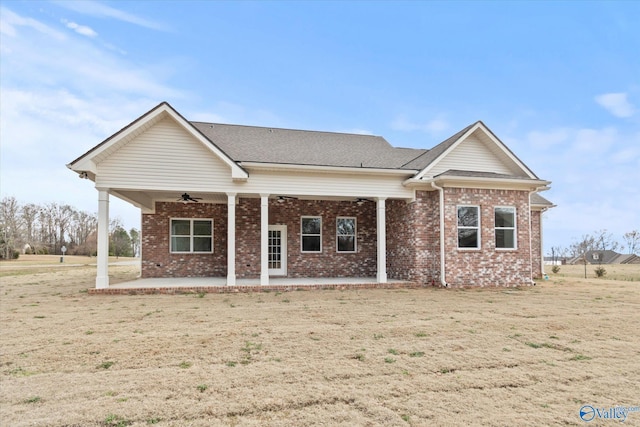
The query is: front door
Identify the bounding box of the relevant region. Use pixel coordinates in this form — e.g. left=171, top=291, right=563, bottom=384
left=268, top=225, right=287, bottom=276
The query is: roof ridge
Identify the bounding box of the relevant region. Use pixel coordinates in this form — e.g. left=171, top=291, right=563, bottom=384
left=190, top=121, right=385, bottom=139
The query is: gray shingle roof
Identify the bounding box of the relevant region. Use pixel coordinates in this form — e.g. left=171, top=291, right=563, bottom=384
left=436, top=170, right=535, bottom=180
left=400, top=123, right=476, bottom=170
left=191, top=122, right=427, bottom=170
left=530, top=193, right=554, bottom=207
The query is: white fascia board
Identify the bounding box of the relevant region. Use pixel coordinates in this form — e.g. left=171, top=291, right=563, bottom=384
left=67, top=159, right=97, bottom=176
left=531, top=203, right=557, bottom=211
left=404, top=176, right=551, bottom=191
left=240, top=161, right=417, bottom=176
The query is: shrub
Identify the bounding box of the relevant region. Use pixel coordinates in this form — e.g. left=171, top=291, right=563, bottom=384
left=594, top=267, right=606, bottom=278
left=551, top=265, right=560, bottom=274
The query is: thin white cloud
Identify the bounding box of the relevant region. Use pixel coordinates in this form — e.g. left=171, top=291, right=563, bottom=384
left=391, top=115, right=449, bottom=134
left=0, top=7, right=183, bottom=230
left=572, top=127, right=616, bottom=153
left=526, top=128, right=570, bottom=149
left=0, top=7, right=66, bottom=40
left=52, top=0, right=169, bottom=31
left=595, top=92, right=636, bottom=118
left=63, top=19, right=97, bottom=37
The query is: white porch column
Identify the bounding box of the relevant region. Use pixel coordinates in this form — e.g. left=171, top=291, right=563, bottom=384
left=96, top=189, right=110, bottom=289
left=376, top=197, right=387, bottom=283
left=226, top=193, right=237, bottom=286
left=260, top=194, right=269, bottom=286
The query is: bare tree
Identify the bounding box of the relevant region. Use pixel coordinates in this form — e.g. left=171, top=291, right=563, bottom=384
left=592, top=229, right=619, bottom=252
left=569, top=234, right=596, bottom=257
left=0, top=197, right=23, bottom=258
left=69, top=210, right=97, bottom=255
left=21, top=203, right=39, bottom=252
left=623, top=230, right=640, bottom=255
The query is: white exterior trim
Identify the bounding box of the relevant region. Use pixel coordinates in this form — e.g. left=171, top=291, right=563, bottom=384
left=494, top=206, right=517, bottom=250
left=240, top=161, right=417, bottom=176
left=376, top=198, right=387, bottom=283
left=227, top=193, right=236, bottom=286
left=68, top=102, right=248, bottom=181
left=96, top=189, right=110, bottom=289
left=260, top=195, right=269, bottom=285
left=414, top=122, right=539, bottom=181
left=268, top=225, right=287, bottom=276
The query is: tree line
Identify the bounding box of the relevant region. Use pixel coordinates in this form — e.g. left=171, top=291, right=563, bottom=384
left=0, top=196, right=139, bottom=259
left=549, top=229, right=640, bottom=263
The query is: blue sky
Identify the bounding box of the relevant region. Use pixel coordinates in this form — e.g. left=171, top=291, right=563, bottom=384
left=1, top=1, right=639, bottom=253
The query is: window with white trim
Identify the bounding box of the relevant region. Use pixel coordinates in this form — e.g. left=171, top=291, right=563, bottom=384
left=170, top=219, right=213, bottom=253
left=336, top=217, right=356, bottom=252
left=301, top=216, right=322, bottom=252
left=495, top=207, right=516, bottom=249
left=457, top=206, right=480, bottom=249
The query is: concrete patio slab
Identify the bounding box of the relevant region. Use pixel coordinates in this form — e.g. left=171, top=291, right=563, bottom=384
left=89, top=277, right=419, bottom=295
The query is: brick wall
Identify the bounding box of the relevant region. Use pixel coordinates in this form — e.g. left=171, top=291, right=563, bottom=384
left=442, top=188, right=533, bottom=287
left=530, top=209, right=543, bottom=278
left=261, top=198, right=377, bottom=278
left=142, top=199, right=378, bottom=279
left=387, top=191, right=441, bottom=285
left=141, top=202, right=227, bottom=278
left=142, top=190, right=539, bottom=286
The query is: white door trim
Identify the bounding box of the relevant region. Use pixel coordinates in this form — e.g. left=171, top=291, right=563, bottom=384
left=268, top=225, right=287, bottom=276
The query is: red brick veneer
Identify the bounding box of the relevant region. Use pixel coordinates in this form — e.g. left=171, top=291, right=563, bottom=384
left=442, top=188, right=534, bottom=287
left=141, top=189, right=541, bottom=287
left=142, top=199, right=378, bottom=279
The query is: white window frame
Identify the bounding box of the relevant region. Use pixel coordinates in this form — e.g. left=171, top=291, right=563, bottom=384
left=494, top=206, right=517, bottom=250
left=170, top=218, right=214, bottom=254
left=336, top=217, right=357, bottom=253
left=301, top=216, right=322, bottom=253
left=457, top=205, right=480, bottom=250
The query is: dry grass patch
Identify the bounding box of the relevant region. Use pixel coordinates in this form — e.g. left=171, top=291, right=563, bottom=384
left=1, top=263, right=639, bottom=426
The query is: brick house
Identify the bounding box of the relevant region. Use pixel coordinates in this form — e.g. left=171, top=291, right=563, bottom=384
left=68, top=102, right=553, bottom=289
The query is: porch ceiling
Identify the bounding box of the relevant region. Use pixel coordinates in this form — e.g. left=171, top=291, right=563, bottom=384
left=111, top=189, right=386, bottom=213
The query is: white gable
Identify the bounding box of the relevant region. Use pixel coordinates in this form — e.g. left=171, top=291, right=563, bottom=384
left=417, top=124, right=536, bottom=179
left=96, top=117, right=236, bottom=191
left=428, top=133, right=519, bottom=176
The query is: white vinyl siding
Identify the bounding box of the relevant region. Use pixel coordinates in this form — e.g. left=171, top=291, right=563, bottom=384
left=238, top=169, right=415, bottom=200
left=97, top=118, right=234, bottom=191
left=429, top=135, right=518, bottom=177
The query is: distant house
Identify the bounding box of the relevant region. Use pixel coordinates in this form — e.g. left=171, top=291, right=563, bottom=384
left=68, top=102, right=554, bottom=289
left=568, top=250, right=640, bottom=265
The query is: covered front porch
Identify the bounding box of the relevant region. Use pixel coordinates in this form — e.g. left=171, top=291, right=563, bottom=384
left=88, top=276, right=418, bottom=295
left=93, top=189, right=399, bottom=289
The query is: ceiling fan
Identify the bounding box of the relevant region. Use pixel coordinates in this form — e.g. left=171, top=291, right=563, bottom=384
left=178, top=193, right=202, bottom=203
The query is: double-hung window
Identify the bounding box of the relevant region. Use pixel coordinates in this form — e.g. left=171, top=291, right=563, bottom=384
left=170, top=219, right=213, bottom=253
left=495, top=207, right=516, bottom=249
left=336, top=217, right=356, bottom=252
left=457, top=206, right=480, bottom=249
left=301, top=216, right=322, bottom=252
